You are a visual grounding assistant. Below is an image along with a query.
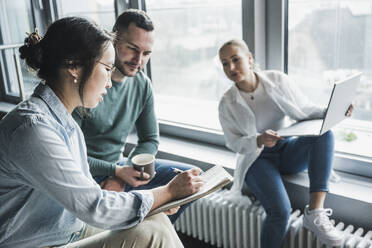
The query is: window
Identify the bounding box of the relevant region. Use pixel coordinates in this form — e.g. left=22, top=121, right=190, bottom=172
left=0, top=0, right=38, bottom=101
left=56, top=0, right=115, bottom=31
left=288, top=0, right=372, bottom=158
left=0, top=1, right=370, bottom=172
left=146, top=0, right=242, bottom=131
left=0, top=0, right=117, bottom=103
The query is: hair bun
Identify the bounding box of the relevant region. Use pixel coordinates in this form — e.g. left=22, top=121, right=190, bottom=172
left=19, top=28, right=43, bottom=70
left=25, top=28, right=42, bottom=47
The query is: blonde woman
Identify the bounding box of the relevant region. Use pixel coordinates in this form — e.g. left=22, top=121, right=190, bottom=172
left=218, top=39, right=352, bottom=248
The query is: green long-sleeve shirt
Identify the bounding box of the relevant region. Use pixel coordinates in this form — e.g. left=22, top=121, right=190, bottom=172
left=72, top=71, right=159, bottom=177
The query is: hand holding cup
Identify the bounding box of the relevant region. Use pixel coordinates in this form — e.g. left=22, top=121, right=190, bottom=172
left=132, top=153, right=156, bottom=180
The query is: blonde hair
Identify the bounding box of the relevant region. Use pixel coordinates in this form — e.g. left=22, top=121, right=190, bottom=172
left=219, top=39, right=260, bottom=71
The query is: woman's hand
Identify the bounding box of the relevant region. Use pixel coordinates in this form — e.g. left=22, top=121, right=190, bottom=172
left=167, top=168, right=203, bottom=200
left=345, top=104, right=354, bottom=117
left=149, top=168, right=203, bottom=212
left=257, top=129, right=284, bottom=148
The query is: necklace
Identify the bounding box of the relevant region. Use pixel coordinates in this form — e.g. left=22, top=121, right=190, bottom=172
left=238, top=78, right=258, bottom=100
left=237, top=76, right=258, bottom=100
left=242, top=91, right=254, bottom=100
left=247, top=91, right=254, bottom=100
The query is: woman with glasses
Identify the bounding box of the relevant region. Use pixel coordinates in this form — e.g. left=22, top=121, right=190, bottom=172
left=0, top=17, right=201, bottom=248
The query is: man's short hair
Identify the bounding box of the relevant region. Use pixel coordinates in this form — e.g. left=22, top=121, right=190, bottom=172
left=113, top=9, right=154, bottom=37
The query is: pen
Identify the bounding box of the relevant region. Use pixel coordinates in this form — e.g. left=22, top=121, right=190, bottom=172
left=171, top=167, right=184, bottom=174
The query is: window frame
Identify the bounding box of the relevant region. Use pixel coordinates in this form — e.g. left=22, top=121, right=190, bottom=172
left=0, top=44, right=26, bottom=103
left=144, top=0, right=254, bottom=144
left=148, top=0, right=274, bottom=145
left=1, top=0, right=371, bottom=178
left=283, top=0, right=372, bottom=177
left=145, top=0, right=372, bottom=178
left=0, top=0, right=56, bottom=103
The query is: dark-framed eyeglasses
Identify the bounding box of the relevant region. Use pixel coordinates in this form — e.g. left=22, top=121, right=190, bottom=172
left=97, top=61, right=115, bottom=74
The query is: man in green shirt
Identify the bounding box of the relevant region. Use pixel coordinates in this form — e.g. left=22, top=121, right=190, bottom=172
left=73, top=9, right=196, bottom=222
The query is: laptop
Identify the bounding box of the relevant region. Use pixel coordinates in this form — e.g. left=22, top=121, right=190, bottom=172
left=277, top=73, right=361, bottom=137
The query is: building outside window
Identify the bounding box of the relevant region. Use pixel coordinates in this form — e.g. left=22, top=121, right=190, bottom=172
left=0, top=0, right=37, bottom=100
left=56, top=0, right=115, bottom=31
left=288, top=0, right=372, bottom=158
left=146, top=0, right=242, bottom=131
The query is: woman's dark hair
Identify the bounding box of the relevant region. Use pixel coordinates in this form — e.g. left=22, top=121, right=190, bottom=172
left=19, top=17, right=113, bottom=105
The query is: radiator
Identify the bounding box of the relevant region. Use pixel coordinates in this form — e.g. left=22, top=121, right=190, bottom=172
left=174, top=190, right=372, bottom=248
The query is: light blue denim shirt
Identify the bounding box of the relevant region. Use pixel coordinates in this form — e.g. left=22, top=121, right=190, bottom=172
left=0, top=83, right=154, bottom=248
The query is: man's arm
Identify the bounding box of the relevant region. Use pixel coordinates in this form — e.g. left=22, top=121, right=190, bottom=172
left=128, top=82, right=159, bottom=162
left=88, top=156, right=116, bottom=177
left=72, top=107, right=152, bottom=189
left=72, top=109, right=117, bottom=177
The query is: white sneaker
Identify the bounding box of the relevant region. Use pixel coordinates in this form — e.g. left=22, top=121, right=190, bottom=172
left=303, top=205, right=344, bottom=246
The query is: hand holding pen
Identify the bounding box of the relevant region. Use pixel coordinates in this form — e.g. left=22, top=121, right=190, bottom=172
left=167, top=167, right=203, bottom=199
left=171, top=167, right=184, bottom=174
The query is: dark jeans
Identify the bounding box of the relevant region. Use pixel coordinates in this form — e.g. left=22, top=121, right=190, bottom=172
left=244, top=131, right=334, bottom=248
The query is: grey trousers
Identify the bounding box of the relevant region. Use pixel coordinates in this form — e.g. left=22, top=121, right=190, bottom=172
left=62, top=213, right=184, bottom=248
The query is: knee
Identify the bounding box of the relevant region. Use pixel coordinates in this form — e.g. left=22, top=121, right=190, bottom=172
left=135, top=213, right=181, bottom=246
left=266, top=201, right=291, bottom=223
left=141, top=213, right=172, bottom=234
left=319, top=130, right=334, bottom=143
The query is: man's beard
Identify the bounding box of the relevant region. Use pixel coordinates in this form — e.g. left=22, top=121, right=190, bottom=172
left=115, top=58, right=139, bottom=77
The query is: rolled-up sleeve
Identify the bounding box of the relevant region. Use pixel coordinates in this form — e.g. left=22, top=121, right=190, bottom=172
left=9, top=119, right=154, bottom=230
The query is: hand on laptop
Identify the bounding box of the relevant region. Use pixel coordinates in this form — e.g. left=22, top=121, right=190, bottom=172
left=257, top=130, right=284, bottom=148
left=345, top=104, right=354, bottom=117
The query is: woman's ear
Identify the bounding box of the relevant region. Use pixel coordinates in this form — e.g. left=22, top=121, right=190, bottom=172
left=67, top=67, right=81, bottom=83
left=248, top=52, right=253, bottom=65
left=65, top=60, right=81, bottom=82
left=67, top=68, right=79, bottom=78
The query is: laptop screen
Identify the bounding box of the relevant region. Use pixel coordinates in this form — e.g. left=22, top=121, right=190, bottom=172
left=320, top=73, right=362, bottom=134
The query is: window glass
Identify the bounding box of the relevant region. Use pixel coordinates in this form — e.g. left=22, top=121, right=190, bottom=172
left=57, top=0, right=115, bottom=31
left=146, top=0, right=242, bottom=130
left=0, top=0, right=37, bottom=98
left=0, top=0, right=32, bottom=44
left=288, top=0, right=372, bottom=157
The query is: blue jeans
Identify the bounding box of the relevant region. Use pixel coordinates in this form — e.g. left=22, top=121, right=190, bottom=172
left=244, top=131, right=334, bottom=248
left=95, top=158, right=195, bottom=223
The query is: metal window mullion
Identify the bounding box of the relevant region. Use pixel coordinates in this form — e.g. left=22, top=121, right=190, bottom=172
left=13, top=51, right=25, bottom=101
left=50, top=0, right=63, bottom=22
left=0, top=48, right=22, bottom=104
left=266, top=0, right=285, bottom=71
left=243, top=0, right=266, bottom=70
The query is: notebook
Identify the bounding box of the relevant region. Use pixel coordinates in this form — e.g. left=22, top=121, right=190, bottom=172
left=148, top=165, right=233, bottom=216
left=277, top=73, right=361, bottom=137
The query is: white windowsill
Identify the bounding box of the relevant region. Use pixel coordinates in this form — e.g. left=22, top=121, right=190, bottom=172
left=283, top=172, right=372, bottom=204
left=0, top=101, right=16, bottom=114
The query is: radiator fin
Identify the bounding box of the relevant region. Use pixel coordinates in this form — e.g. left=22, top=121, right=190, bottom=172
left=175, top=190, right=372, bottom=248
